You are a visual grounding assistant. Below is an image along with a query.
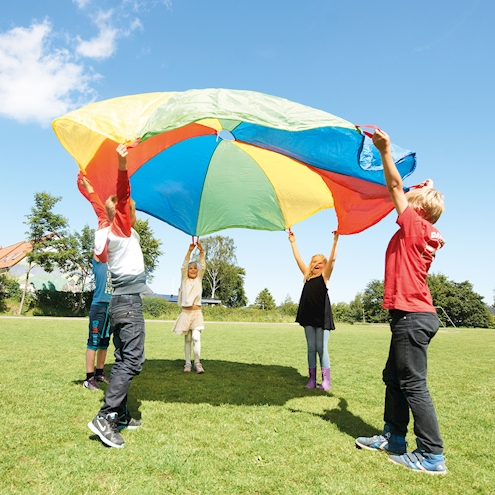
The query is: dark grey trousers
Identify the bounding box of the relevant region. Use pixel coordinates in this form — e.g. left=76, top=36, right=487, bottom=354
left=99, top=294, right=145, bottom=417
left=383, top=310, right=444, bottom=454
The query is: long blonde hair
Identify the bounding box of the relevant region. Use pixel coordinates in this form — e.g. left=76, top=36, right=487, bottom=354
left=304, top=254, right=327, bottom=282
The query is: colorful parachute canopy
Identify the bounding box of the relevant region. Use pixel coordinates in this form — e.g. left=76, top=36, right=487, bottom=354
left=52, top=89, right=416, bottom=236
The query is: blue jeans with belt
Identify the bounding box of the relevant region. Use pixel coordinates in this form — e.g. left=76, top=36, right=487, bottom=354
left=99, top=294, right=145, bottom=417
left=383, top=310, right=443, bottom=454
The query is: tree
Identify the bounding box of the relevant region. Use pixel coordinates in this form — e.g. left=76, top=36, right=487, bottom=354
left=349, top=293, right=366, bottom=323
left=133, top=218, right=163, bottom=282
left=254, top=288, right=276, bottom=310
left=200, top=235, right=247, bottom=306
left=331, top=301, right=351, bottom=323
left=427, top=273, right=493, bottom=328
left=362, top=279, right=388, bottom=323
left=64, top=225, right=95, bottom=292
left=19, top=192, right=75, bottom=314
left=279, top=294, right=298, bottom=317
left=215, top=265, right=247, bottom=308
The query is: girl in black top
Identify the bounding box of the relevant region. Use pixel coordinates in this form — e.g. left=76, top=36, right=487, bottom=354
left=289, top=231, right=339, bottom=390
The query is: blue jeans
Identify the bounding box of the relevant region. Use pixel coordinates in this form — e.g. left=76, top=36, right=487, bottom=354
left=304, top=326, right=330, bottom=368
left=383, top=311, right=443, bottom=454
left=99, top=295, right=145, bottom=417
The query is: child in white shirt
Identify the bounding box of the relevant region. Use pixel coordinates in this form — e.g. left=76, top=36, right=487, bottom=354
left=172, top=242, right=206, bottom=373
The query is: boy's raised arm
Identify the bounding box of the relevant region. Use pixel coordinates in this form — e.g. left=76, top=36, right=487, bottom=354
left=113, top=144, right=132, bottom=237
left=373, top=129, right=408, bottom=216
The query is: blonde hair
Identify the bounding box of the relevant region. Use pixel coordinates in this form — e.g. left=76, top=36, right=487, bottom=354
left=104, top=195, right=136, bottom=223
left=304, top=254, right=327, bottom=282
left=105, top=195, right=117, bottom=222
left=405, top=187, right=444, bottom=224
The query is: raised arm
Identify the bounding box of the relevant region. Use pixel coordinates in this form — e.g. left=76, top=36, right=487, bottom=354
left=288, top=232, right=307, bottom=275
left=113, top=144, right=132, bottom=237
left=323, top=232, right=339, bottom=283
left=373, top=129, right=408, bottom=216
left=181, top=243, right=195, bottom=275
left=197, top=241, right=206, bottom=276
left=78, top=175, right=109, bottom=229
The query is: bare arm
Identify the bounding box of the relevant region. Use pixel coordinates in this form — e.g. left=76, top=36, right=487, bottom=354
left=197, top=241, right=206, bottom=275
left=80, top=176, right=94, bottom=194
left=323, top=232, right=339, bottom=283
left=288, top=232, right=307, bottom=275
left=181, top=243, right=195, bottom=274
left=373, top=129, right=408, bottom=216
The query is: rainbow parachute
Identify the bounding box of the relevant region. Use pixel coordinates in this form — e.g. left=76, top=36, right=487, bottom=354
left=52, top=88, right=416, bottom=235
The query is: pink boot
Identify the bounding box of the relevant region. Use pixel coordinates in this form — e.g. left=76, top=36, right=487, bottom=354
left=319, top=368, right=331, bottom=391
left=306, top=368, right=317, bottom=389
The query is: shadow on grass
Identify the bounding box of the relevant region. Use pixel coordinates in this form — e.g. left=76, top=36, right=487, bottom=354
left=82, top=360, right=377, bottom=438
left=130, top=359, right=321, bottom=407
left=290, top=397, right=380, bottom=439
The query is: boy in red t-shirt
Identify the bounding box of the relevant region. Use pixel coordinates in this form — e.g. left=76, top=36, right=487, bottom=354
left=355, top=129, right=447, bottom=475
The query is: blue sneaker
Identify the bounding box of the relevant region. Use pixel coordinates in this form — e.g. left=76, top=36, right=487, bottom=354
left=388, top=439, right=447, bottom=475
left=355, top=425, right=407, bottom=454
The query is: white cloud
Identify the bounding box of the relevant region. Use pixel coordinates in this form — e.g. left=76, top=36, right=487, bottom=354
left=124, top=0, right=173, bottom=11
left=0, top=21, right=97, bottom=125
left=76, top=10, right=119, bottom=59
left=73, top=0, right=91, bottom=8
left=75, top=9, right=142, bottom=60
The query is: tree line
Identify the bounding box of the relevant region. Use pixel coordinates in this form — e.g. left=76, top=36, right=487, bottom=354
left=330, top=275, right=494, bottom=328
left=2, top=191, right=493, bottom=328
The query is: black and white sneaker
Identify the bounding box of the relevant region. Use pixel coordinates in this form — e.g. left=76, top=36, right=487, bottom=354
left=118, top=415, right=142, bottom=430
left=88, top=412, right=125, bottom=448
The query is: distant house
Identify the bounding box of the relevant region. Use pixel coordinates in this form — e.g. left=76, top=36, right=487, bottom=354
left=0, top=241, right=32, bottom=273
left=0, top=240, right=77, bottom=291
left=153, top=293, right=222, bottom=306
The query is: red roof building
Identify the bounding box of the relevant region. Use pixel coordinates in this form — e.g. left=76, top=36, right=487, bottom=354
left=0, top=241, right=32, bottom=272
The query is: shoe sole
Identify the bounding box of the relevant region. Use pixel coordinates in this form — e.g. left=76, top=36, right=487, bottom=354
left=388, top=456, right=447, bottom=475
left=83, top=382, right=100, bottom=391
left=118, top=423, right=142, bottom=431
left=88, top=421, right=125, bottom=449
left=355, top=440, right=405, bottom=455
left=355, top=440, right=386, bottom=452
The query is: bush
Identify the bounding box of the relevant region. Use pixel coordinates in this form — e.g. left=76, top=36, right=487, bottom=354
left=0, top=274, right=22, bottom=300
left=279, top=300, right=298, bottom=317
left=33, top=290, right=93, bottom=316
left=142, top=296, right=181, bottom=319
left=0, top=274, right=24, bottom=313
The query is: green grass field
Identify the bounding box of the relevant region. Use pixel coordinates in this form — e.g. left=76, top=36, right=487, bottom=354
left=1, top=318, right=494, bottom=494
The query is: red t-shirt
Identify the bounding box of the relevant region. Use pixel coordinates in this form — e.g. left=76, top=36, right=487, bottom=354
left=383, top=206, right=445, bottom=312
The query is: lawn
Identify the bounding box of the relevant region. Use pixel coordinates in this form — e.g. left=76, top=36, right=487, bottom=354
left=0, top=318, right=494, bottom=494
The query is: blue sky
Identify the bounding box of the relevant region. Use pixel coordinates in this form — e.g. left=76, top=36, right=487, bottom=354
left=0, top=0, right=493, bottom=307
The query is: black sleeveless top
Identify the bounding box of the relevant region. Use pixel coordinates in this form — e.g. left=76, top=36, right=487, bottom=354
left=295, top=275, right=335, bottom=330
